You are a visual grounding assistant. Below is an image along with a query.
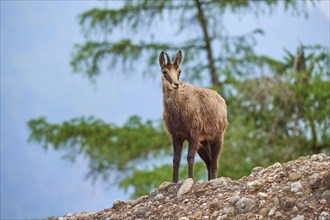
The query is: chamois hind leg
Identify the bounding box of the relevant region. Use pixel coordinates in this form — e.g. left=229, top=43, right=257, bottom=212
left=210, top=133, right=224, bottom=179
left=197, top=141, right=212, bottom=180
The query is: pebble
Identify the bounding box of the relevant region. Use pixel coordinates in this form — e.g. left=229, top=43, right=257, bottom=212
left=259, top=207, right=268, bottom=216
left=210, top=178, right=224, bottom=187
left=308, top=173, right=319, bottom=180
left=230, top=195, right=240, bottom=205
left=158, top=181, right=175, bottom=190
left=257, top=192, right=268, bottom=198
left=177, top=178, right=194, bottom=197
left=279, top=197, right=295, bottom=211
left=291, top=215, right=304, bottom=220
left=178, top=217, right=189, bottom=220
left=112, top=200, right=124, bottom=209
left=323, top=172, right=330, bottom=189
left=268, top=207, right=276, bottom=216
left=153, top=193, right=165, bottom=201
left=289, top=172, right=302, bottom=181
left=235, top=197, right=256, bottom=213
left=318, top=211, right=330, bottom=220
left=291, top=181, right=303, bottom=192
left=208, top=198, right=223, bottom=211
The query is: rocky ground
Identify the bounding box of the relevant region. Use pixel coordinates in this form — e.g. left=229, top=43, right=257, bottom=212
left=54, top=154, right=330, bottom=220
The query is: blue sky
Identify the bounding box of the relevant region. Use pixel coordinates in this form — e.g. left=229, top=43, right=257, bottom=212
left=1, top=1, right=329, bottom=219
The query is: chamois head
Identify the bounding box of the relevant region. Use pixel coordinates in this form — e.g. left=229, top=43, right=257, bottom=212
left=159, top=50, right=182, bottom=90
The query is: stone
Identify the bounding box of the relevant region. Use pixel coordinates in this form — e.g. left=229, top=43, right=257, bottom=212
left=291, top=215, right=304, bottom=220
left=268, top=207, right=276, bottom=216
left=112, top=200, right=125, bottom=209
left=274, top=211, right=284, bottom=219
left=230, top=195, right=240, bottom=205
left=289, top=172, right=302, bottom=181
left=134, top=209, right=145, bottom=218
left=259, top=207, right=268, bottom=216
left=310, top=178, right=322, bottom=190
left=272, top=162, right=282, bottom=168
left=178, top=217, right=189, bottom=220
left=194, top=211, right=203, bottom=219
left=291, top=181, right=303, bottom=192
left=208, top=198, right=223, bottom=212
left=279, top=197, right=295, bottom=211
left=210, top=178, right=225, bottom=187
left=322, top=190, right=330, bottom=205
left=318, top=211, right=330, bottom=220
left=153, top=193, right=165, bottom=201
left=308, top=173, right=319, bottom=180
left=158, top=181, right=175, bottom=190
left=257, top=192, right=268, bottom=198
left=252, top=166, right=263, bottom=174
left=177, top=178, right=194, bottom=197
left=223, top=207, right=234, bottom=215
left=235, top=197, right=256, bottom=213
left=216, top=214, right=228, bottom=220
left=322, top=172, right=330, bottom=189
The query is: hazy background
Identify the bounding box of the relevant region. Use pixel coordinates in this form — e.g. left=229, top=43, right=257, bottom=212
left=1, top=1, right=329, bottom=219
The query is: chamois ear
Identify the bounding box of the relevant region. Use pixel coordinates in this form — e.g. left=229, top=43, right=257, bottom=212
left=159, top=51, right=165, bottom=68
left=174, top=50, right=182, bottom=66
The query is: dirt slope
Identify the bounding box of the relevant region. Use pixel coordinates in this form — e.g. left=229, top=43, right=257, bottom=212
left=55, top=153, right=330, bottom=220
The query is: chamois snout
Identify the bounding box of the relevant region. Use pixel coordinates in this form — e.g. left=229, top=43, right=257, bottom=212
left=173, top=82, right=179, bottom=89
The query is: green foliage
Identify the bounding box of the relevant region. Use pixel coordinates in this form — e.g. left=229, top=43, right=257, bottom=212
left=28, top=116, right=170, bottom=180
left=27, top=0, right=328, bottom=198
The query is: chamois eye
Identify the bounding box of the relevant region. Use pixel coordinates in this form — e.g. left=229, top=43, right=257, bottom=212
left=162, top=71, right=167, bottom=75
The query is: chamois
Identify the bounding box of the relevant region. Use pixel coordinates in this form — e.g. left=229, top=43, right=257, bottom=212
left=159, top=50, right=228, bottom=183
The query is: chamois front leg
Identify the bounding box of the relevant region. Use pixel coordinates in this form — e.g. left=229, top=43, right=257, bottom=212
left=172, top=137, right=184, bottom=183
left=187, top=137, right=199, bottom=179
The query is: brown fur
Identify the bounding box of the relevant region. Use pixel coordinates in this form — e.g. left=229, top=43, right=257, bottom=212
left=159, top=51, right=228, bottom=182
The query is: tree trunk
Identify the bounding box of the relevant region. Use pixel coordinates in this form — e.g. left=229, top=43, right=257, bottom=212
left=195, top=0, right=221, bottom=88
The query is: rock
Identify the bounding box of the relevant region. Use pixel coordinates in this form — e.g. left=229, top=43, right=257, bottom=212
left=235, top=197, right=256, bottom=213
left=153, top=193, right=165, bottom=201
left=274, top=211, right=284, bottom=219
left=259, top=207, right=268, bottom=216
left=134, top=209, right=145, bottom=218
left=291, top=181, right=303, bottom=192
left=230, top=195, right=240, bottom=205
left=309, top=176, right=322, bottom=190
left=322, top=190, right=330, bottom=205
left=291, top=215, right=304, bottom=220
left=272, top=162, right=282, bottom=168
left=210, top=178, right=224, bottom=187
left=208, top=198, right=223, bottom=212
left=112, top=200, right=125, bottom=209
left=216, top=214, right=228, bottom=220
left=279, top=197, right=295, bottom=211
left=193, top=211, right=203, bottom=219
left=158, top=181, right=175, bottom=190
left=51, top=153, right=330, bottom=220
left=289, top=172, right=302, bottom=181
left=178, top=217, right=189, bottom=220
left=257, top=192, right=268, bottom=199
left=268, top=207, right=276, bottom=216
left=308, top=173, right=319, bottom=180
left=177, top=178, right=194, bottom=197
left=318, top=211, right=330, bottom=220
left=322, top=172, right=330, bottom=189
left=252, top=166, right=263, bottom=174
